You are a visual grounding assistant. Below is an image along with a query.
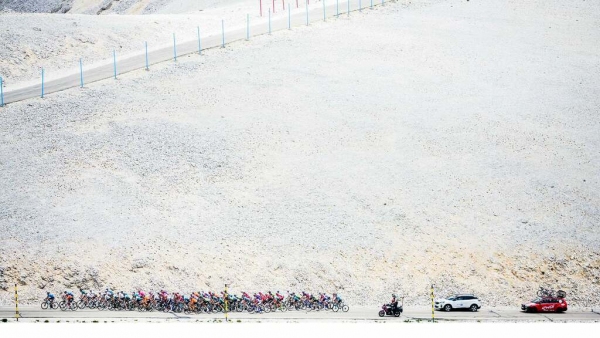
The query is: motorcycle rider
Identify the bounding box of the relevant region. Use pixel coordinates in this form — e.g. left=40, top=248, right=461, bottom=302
left=390, top=294, right=398, bottom=312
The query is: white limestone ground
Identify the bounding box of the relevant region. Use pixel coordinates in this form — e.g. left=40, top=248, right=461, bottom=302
left=1, top=0, right=599, bottom=308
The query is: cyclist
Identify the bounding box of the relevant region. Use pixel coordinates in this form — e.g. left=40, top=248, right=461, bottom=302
left=332, top=293, right=342, bottom=305
left=64, top=290, right=74, bottom=303
left=46, top=291, right=55, bottom=302
left=276, top=291, right=284, bottom=302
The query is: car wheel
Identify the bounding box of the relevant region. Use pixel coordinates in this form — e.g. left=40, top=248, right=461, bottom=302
left=444, top=304, right=452, bottom=312
left=470, top=304, right=478, bottom=312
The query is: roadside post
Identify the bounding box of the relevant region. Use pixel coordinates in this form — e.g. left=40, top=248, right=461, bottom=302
left=79, top=58, right=84, bottom=88
left=288, top=5, right=291, bottom=29
left=173, top=33, right=177, bottom=61
left=1, top=76, right=4, bottom=107
left=247, top=14, right=250, bottom=40
left=269, top=9, right=272, bottom=34
left=221, top=20, right=225, bottom=47
left=323, top=0, right=326, bottom=21
left=359, top=0, right=362, bottom=12
left=347, top=0, right=350, bottom=17
left=15, top=284, right=20, bottom=321
left=336, top=0, right=339, bottom=17
left=260, top=0, right=263, bottom=16
left=197, top=27, right=202, bottom=54
left=224, top=284, right=229, bottom=322
left=306, top=0, right=309, bottom=25
left=370, top=0, right=373, bottom=9
left=145, top=42, right=149, bottom=70
left=41, top=68, right=44, bottom=98
left=431, top=284, right=435, bottom=322
left=113, top=50, right=117, bottom=79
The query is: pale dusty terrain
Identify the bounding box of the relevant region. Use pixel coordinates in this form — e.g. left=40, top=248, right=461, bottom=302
left=1, top=0, right=599, bottom=307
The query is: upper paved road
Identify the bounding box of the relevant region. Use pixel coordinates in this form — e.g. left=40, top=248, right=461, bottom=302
left=2, top=306, right=599, bottom=322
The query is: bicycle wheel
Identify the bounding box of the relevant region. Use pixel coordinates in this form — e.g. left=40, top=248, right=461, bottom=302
left=51, top=302, right=59, bottom=310
left=332, top=305, right=339, bottom=312
left=41, top=301, right=48, bottom=310
left=59, top=301, right=67, bottom=311
left=342, top=305, right=349, bottom=312
left=77, top=300, right=86, bottom=309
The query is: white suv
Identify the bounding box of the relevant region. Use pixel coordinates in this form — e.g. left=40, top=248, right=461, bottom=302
left=435, top=294, right=481, bottom=312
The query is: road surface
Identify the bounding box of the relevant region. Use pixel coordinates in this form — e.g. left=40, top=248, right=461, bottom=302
left=2, top=306, right=599, bottom=322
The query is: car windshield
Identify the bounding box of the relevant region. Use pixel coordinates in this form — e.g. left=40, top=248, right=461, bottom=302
left=531, top=298, right=542, bottom=303
left=446, top=297, right=456, bottom=301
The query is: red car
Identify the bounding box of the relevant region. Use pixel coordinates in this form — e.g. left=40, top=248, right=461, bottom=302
left=521, top=297, right=567, bottom=313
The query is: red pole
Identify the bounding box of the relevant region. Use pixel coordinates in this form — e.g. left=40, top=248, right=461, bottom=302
left=273, top=0, right=275, bottom=13
left=296, top=0, right=298, bottom=8
left=282, top=0, right=285, bottom=10
left=260, top=0, right=263, bottom=16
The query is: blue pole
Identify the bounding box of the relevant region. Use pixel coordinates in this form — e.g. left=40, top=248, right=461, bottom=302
left=359, top=0, right=362, bottom=12
left=221, top=20, right=225, bottom=47
left=382, top=0, right=384, bottom=5
left=370, top=0, right=373, bottom=8
left=323, top=0, right=326, bottom=21
left=145, top=41, right=149, bottom=70
left=288, top=5, right=291, bottom=30
left=0, top=76, right=4, bottom=107
left=41, top=68, right=44, bottom=98
left=197, top=27, right=202, bottom=54
left=79, top=58, right=83, bottom=88
left=247, top=14, right=250, bottom=40
left=173, top=33, right=177, bottom=61
left=269, top=9, right=271, bottom=34
left=306, top=0, right=309, bottom=25
left=113, top=50, right=117, bottom=79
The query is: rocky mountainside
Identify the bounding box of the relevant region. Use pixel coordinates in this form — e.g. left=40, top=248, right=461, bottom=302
left=1, top=0, right=599, bottom=307
left=0, top=0, right=245, bottom=14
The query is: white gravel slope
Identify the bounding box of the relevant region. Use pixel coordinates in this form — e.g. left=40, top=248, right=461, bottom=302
left=1, top=0, right=600, bottom=307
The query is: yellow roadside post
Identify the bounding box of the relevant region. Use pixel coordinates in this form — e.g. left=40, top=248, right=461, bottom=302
left=430, top=284, right=435, bottom=323
left=15, top=283, right=20, bottom=321
left=224, top=284, right=229, bottom=322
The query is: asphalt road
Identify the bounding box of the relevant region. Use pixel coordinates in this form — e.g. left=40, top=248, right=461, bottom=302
left=1, top=1, right=386, bottom=106
left=2, top=306, right=599, bottom=322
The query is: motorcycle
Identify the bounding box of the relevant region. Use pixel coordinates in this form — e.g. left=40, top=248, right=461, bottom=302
left=378, top=303, right=403, bottom=317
